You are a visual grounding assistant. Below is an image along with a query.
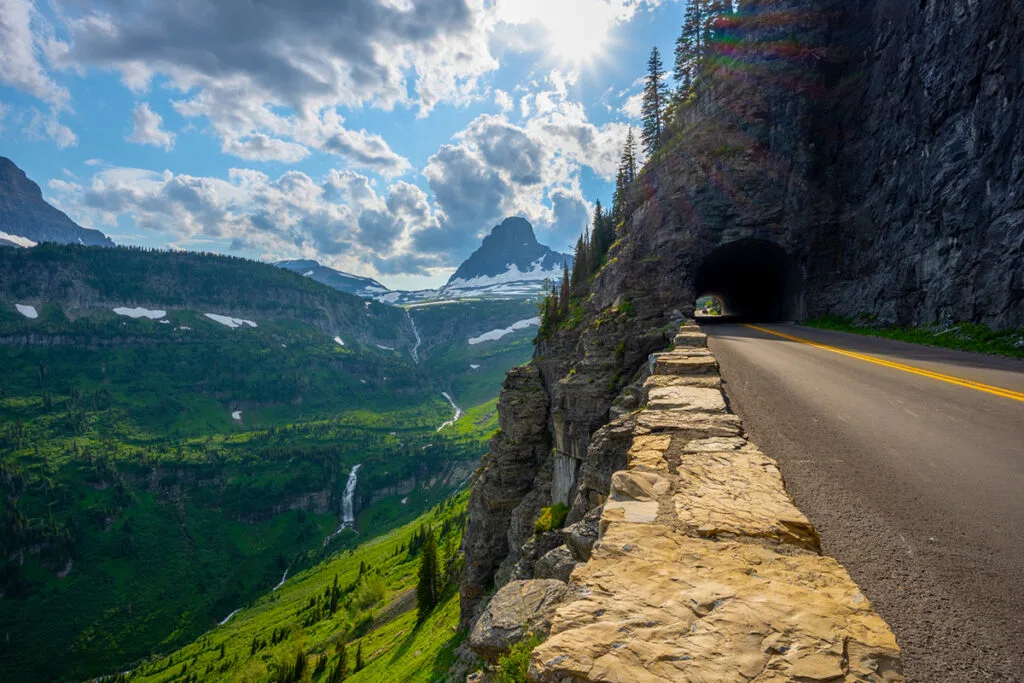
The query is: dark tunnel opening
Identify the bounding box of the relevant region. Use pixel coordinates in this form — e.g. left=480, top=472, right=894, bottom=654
left=694, top=239, right=803, bottom=322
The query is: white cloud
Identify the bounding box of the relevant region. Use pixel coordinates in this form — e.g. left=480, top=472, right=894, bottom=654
left=494, top=89, right=513, bottom=113
left=221, top=135, right=310, bottom=164
left=51, top=0, right=498, bottom=168
left=24, top=106, right=76, bottom=148
left=0, top=102, right=8, bottom=133
left=126, top=102, right=175, bottom=150
left=0, top=0, right=68, bottom=106
left=620, top=92, right=643, bottom=120
left=52, top=164, right=444, bottom=278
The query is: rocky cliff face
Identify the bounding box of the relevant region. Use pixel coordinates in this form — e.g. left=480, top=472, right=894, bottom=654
left=0, top=157, right=114, bottom=247
left=460, top=0, right=1022, bottom=635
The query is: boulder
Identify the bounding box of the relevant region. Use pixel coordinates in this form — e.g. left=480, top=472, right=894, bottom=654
left=468, top=579, right=570, bottom=663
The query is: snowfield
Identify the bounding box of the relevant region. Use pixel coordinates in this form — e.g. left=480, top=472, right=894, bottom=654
left=15, top=304, right=38, bottom=319
left=1, top=232, right=38, bottom=248
left=114, top=306, right=166, bottom=319
left=231, top=410, right=242, bottom=421
left=205, top=313, right=257, bottom=328
left=468, top=317, right=540, bottom=345
left=376, top=344, right=395, bottom=351
left=334, top=336, right=345, bottom=346
left=470, top=364, right=481, bottom=369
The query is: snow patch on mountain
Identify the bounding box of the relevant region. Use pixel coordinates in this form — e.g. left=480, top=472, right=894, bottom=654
left=15, top=304, right=38, bottom=319
left=468, top=317, right=540, bottom=345
left=205, top=313, right=257, bottom=328
left=114, top=306, right=166, bottom=319
left=0, top=231, right=37, bottom=248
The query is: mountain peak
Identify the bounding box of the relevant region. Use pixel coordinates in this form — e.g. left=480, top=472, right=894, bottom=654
left=447, top=217, right=571, bottom=289
left=0, top=157, right=114, bottom=247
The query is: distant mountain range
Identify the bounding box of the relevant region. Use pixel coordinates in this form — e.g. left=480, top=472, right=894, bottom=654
left=277, top=217, right=572, bottom=304
left=0, top=156, right=570, bottom=303
left=0, top=157, right=114, bottom=247
left=276, top=259, right=390, bottom=298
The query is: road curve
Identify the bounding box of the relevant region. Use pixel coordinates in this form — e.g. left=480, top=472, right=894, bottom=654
left=705, top=323, right=1024, bottom=683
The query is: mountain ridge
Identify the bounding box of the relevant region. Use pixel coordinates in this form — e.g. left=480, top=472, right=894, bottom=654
left=0, top=157, right=114, bottom=247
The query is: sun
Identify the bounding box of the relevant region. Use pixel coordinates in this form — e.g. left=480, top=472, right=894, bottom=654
left=497, top=0, right=622, bottom=67
left=542, top=7, right=614, bottom=65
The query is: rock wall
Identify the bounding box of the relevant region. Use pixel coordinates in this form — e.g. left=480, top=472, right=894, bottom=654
left=459, top=0, right=1021, bottom=651
left=469, top=324, right=902, bottom=681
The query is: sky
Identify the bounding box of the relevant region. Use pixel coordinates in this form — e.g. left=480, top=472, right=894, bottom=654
left=0, top=0, right=686, bottom=289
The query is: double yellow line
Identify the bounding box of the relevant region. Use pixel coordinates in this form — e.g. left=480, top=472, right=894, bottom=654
left=744, top=324, right=1024, bottom=403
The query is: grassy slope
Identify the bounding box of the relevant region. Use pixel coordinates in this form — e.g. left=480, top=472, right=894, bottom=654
left=126, top=489, right=475, bottom=683
left=0, top=304, right=493, bottom=681
left=805, top=315, right=1024, bottom=359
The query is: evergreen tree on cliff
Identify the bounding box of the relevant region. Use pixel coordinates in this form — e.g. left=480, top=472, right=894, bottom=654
left=674, top=0, right=707, bottom=94
left=415, top=527, right=440, bottom=622
left=641, top=47, right=669, bottom=155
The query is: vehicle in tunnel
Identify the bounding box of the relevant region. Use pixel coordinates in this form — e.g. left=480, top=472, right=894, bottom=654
left=693, top=239, right=802, bottom=322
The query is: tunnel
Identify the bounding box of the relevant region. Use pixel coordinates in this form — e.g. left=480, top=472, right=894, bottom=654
left=693, top=239, right=802, bottom=321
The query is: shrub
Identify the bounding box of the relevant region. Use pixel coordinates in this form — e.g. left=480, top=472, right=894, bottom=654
left=495, top=633, right=542, bottom=683
left=533, top=504, right=570, bottom=535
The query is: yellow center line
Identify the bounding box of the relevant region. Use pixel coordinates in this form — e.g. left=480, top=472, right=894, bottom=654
left=743, top=324, right=1024, bottom=403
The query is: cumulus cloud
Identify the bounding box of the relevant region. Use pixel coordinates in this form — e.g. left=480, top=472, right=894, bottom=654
left=494, top=89, right=513, bottom=113
left=0, top=0, right=68, bottom=106
left=620, top=92, right=643, bottom=120
left=24, top=106, right=76, bottom=148
left=48, top=0, right=497, bottom=164
left=52, top=164, right=444, bottom=278
left=126, top=102, right=175, bottom=150
left=221, top=135, right=310, bottom=164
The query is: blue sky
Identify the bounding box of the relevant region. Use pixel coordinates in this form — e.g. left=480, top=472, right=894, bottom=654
left=0, top=0, right=686, bottom=289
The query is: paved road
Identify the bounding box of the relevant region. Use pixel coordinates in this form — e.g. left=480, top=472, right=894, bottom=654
left=705, top=323, right=1024, bottom=683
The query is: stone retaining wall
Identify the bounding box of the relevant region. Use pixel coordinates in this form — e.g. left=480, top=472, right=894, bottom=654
left=527, top=322, right=903, bottom=682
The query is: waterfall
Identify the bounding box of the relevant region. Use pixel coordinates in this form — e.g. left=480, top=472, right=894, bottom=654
left=406, top=309, right=421, bottom=363
left=324, top=463, right=362, bottom=545
left=340, top=463, right=362, bottom=530
left=436, top=392, right=463, bottom=432
left=273, top=568, right=288, bottom=591
left=218, top=608, right=240, bottom=626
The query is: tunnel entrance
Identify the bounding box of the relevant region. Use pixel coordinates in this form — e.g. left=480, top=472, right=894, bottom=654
left=694, top=239, right=802, bottom=321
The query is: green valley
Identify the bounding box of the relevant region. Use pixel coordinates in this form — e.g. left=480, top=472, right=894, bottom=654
left=0, top=246, right=504, bottom=681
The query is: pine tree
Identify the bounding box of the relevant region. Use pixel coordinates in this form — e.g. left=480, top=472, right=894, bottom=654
left=641, top=47, right=669, bottom=156
left=330, top=574, right=339, bottom=614
left=415, top=527, right=440, bottom=622
left=623, top=128, right=638, bottom=185
left=559, top=263, right=570, bottom=316
left=355, top=641, right=364, bottom=671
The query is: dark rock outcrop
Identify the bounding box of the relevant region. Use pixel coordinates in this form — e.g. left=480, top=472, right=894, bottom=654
left=0, top=157, right=113, bottom=247
left=460, top=364, right=550, bottom=625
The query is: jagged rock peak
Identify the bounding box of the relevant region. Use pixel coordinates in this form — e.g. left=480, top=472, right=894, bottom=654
left=0, top=156, right=114, bottom=247
left=447, top=217, right=572, bottom=285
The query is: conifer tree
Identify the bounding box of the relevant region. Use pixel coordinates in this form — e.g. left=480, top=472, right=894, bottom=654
left=559, top=263, right=570, bottom=316
left=623, top=129, right=638, bottom=184
left=641, top=47, right=669, bottom=155
left=355, top=641, right=364, bottom=671
left=416, top=527, right=440, bottom=622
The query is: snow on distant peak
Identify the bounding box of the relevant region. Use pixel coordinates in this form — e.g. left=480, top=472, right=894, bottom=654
left=205, top=313, right=257, bottom=328
left=15, top=304, right=38, bottom=319
left=446, top=257, right=561, bottom=289
left=1, top=232, right=37, bottom=248
left=468, top=317, right=540, bottom=345
left=114, top=306, right=166, bottom=319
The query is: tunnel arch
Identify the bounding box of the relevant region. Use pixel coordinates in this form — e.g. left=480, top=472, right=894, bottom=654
left=694, top=239, right=803, bottom=321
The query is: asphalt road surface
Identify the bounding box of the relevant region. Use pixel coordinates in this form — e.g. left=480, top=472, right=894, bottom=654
left=705, top=323, right=1024, bottom=683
